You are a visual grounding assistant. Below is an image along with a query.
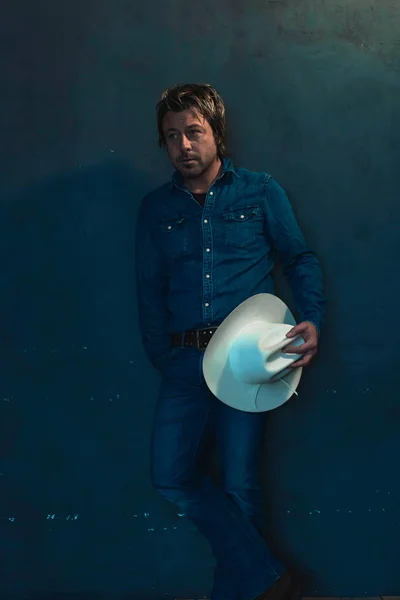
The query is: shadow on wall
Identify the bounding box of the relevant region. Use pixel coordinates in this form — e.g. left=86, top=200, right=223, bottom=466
left=0, top=163, right=164, bottom=595
left=0, top=159, right=153, bottom=460
left=1, top=161, right=149, bottom=360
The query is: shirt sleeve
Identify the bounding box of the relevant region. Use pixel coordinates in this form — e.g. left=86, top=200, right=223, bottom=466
left=264, top=176, right=326, bottom=332
left=135, top=198, right=173, bottom=369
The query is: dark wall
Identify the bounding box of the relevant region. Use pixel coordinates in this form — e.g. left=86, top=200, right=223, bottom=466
left=1, top=1, right=399, bottom=598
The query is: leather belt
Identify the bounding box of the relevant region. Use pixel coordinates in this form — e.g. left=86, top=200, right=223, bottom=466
left=171, top=326, right=218, bottom=351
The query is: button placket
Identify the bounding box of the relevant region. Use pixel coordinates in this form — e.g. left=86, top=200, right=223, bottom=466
left=202, top=188, right=215, bottom=323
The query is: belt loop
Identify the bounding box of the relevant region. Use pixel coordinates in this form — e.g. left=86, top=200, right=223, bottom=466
left=196, top=329, right=199, bottom=350
left=180, top=332, right=185, bottom=348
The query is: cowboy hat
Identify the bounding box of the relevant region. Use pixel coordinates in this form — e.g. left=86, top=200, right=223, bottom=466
left=202, top=293, right=305, bottom=413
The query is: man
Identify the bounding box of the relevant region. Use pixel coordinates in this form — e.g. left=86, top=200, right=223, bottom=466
left=135, top=83, right=325, bottom=600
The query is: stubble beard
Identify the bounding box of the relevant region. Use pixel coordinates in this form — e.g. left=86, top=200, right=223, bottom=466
left=178, top=154, right=218, bottom=180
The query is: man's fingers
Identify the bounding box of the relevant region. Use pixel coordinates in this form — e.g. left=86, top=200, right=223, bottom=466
left=284, top=321, right=318, bottom=366
left=290, top=356, right=311, bottom=368
left=286, top=324, right=307, bottom=337
left=289, top=350, right=316, bottom=368
left=284, top=342, right=315, bottom=354
left=287, top=321, right=319, bottom=339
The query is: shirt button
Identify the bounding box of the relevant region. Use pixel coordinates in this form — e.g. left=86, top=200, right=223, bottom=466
left=168, top=225, right=172, bottom=229
left=240, top=214, right=245, bottom=219
left=209, top=191, right=214, bottom=196
left=204, top=219, right=208, bottom=223
left=206, top=274, right=210, bottom=278
left=205, top=303, right=209, bottom=307
left=206, top=248, right=210, bottom=252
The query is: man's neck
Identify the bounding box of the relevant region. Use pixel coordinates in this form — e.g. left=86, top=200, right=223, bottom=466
left=183, top=157, right=222, bottom=194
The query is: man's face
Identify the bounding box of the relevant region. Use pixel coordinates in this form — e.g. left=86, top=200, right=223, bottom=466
left=162, top=109, right=219, bottom=179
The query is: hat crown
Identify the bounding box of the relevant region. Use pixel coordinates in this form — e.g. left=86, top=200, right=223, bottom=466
left=228, top=321, right=303, bottom=385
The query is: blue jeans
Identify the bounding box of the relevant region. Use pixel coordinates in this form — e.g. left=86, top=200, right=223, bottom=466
left=151, top=347, right=285, bottom=600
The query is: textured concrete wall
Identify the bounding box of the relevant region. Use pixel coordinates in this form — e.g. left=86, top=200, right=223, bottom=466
left=1, top=1, right=399, bottom=597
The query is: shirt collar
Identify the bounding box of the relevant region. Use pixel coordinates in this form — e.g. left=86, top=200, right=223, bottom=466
left=170, top=156, right=238, bottom=189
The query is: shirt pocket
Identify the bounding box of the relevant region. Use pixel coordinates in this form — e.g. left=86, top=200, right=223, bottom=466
left=222, top=205, right=264, bottom=248
left=154, top=215, right=189, bottom=259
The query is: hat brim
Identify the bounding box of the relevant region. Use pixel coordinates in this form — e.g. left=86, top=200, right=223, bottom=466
left=202, top=293, right=303, bottom=413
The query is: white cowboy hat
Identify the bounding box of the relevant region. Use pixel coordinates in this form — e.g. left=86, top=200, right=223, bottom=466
left=202, top=293, right=305, bottom=413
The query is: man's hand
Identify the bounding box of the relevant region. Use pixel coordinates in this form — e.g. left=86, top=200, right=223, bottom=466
left=284, top=321, right=319, bottom=368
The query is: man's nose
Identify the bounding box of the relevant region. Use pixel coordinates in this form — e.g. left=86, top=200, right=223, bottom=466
left=180, top=135, right=191, bottom=151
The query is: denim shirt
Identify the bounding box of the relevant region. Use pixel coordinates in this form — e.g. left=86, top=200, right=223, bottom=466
left=135, top=157, right=326, bottom=369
